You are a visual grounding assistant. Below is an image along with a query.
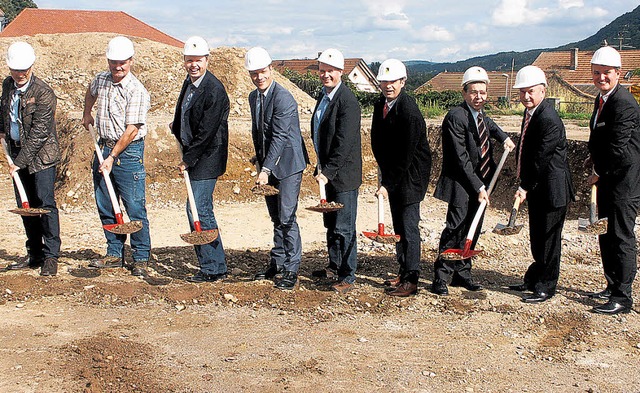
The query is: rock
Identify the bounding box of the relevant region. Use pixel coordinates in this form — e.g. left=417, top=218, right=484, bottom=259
left=224, top=294, right=238, bottom=303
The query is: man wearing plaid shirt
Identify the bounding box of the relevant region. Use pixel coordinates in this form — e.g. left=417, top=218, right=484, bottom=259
left=82, top=36, right=151, bottom=276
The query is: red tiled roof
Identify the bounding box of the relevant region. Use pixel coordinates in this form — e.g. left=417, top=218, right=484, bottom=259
left=0, top=8, right=183, bottom=48
left=533, top=49, right=640, bottom=86
left=272, top=58, right=366, bottom=75
left=416, top=71, right=518, bottom=100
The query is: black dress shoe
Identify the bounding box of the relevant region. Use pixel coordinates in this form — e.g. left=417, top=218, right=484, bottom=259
left=254, top=265, right=283, bottom=280
left=508, top=283, right=532, bottom=292
left=186, top=271, right=227, bottom=283
left=431, top=280, right=449, bottom=296
left=40, top=258, right=58, bottom=276
left=451, top=279, right=483, bottom=291
left=591, top=301, right=631, bottom=315
left=522, top=292, right=551, bottom=303
left=587, top=289, right=612, bottom=300
left=275, top=271, right=297, bottom=290
left=7, top=256, right=44, bottom=270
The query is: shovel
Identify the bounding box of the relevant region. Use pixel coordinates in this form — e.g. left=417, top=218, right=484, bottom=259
left=1, top=139, right=50, bottom=216
left=578, top=184, right=608, bottom=235
left=362, top=192, right=400, bottom=244
left=440, top=147, right=511, bottom=260
left=493, top=195, right=524, bottom=236
left=306, top=178, right=343, bottom=213
left=250, top=158, right=278, bottom=196
left=180, top=168, right=219, bottom=245
left=88, top=124, right=142, bottom=235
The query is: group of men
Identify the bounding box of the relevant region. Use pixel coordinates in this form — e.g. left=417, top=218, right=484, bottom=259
left=1, top=36, right=638, bottom=314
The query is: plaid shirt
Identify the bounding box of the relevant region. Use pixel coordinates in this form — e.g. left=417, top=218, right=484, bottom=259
left=89, top=71, right=150, bottom=141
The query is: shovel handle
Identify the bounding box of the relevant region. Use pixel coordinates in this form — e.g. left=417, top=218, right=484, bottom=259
left=1, top=139, right=30, bottom=208
left=589, top=184, right=598, bottom=224
left=183, top=169, right=203, bottom=231
left=88, top=124, right=123, bottom=217
left=487, top=147, right=511, bottom=196
left=318, top=178, right=327, bottom=203
left=466, top=199, right=488, bottom=242
left=377, top=193, right=385, bottom=228
left=507, top=196, right=521, bottom=227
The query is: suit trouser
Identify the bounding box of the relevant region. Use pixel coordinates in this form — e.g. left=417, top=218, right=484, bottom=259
left=13, top=164, right=61, bottom=260
left=388, top=194, right=421, bottom=279
left=523, top=198, right=567, bottom=296
left=597, top=196, right=639, bottom=307
left=264, top=171, right=303, bottom=273
left=434, top=197, right=484, bottom=283
left=323, top=187, right=359, bottom=284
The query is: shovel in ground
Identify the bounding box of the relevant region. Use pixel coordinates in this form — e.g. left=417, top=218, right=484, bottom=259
left=440, top=147, right=511, bottom=260
left=1, top=139, right=50, bottom=216
left=306, top=178, right=343, bottom=213
left=493, top=195, right=524, bottom=236
left=88, top=124, right=142, bottom=235
left=249, top=158, right=279, bottom=196
left=362, top=193, right=400, bottom=244
left=578, top=184, right=608, bottom=235
left=180, top=168, right=219, bottom=245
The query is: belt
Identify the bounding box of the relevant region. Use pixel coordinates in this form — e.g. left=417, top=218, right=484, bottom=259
left=99, top=138, right=144, bottom=149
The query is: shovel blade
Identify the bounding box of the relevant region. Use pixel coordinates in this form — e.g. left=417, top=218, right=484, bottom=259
left=104, top=220, right=143, bottom=234
left=440, top=248, right=464, bottom=260
left=578, top=218, right=608, bottom=235
left=180, top=229, right=219, bottom=245
left=9, top=207, right=50, bottom=216
left=493, top=223, right=524, bottom=236
left=362, top=230, right=401, bottom=244
left=306, top=202, right=343, bottom=213
left=461, top=249, right=484, bottom=259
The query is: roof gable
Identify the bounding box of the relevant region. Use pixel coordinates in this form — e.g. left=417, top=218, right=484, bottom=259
left=0, top=8, right=183, bottom=47
left=416, top=71, right=517, bottom=100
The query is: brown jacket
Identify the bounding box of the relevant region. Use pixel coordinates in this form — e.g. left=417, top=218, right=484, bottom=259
left=1, top=74, right=59, bottom=173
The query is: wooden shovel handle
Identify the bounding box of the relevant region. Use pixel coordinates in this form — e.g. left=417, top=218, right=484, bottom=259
left=590, top=184, right=598, bottom=224
left=88, top=124, right=123, bottom=216
left=507, top=195, right=521, bottom=227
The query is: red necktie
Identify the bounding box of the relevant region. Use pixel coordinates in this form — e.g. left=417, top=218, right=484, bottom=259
left=596, top=96, right=604, bottom=121
left=383, top=102, right=389, bottom=119
left=516, top=112, right=531, bottom=178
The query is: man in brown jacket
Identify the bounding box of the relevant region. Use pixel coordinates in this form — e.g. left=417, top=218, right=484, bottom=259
left=1, top=41, right=61, bottom=276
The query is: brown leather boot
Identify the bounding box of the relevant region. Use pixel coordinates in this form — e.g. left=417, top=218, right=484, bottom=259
left=386, top=281, right=418, bottom=297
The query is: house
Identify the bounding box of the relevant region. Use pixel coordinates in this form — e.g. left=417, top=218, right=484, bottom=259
left=0, top=8, right=182, bottom=47
left=532, top=48, right=640, bottom=108
left=415, top=70, right=518, bottom=105
left=273, top=56, right=379, bottom=93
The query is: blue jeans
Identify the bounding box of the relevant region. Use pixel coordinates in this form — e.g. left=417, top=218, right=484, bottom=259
left=93, top=140, right=150, bottom=262
left=13, top=164, right=61, bottom=260
left=323, top=187, right=359, bottom=283
left=187, top=177, right=226, bottom=275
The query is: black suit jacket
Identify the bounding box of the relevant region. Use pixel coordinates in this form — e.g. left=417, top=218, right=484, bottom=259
left=516, top=99, right=574, bottom=208
left=311, top=83, right=362, bottom=192
left=588, top=83, right=640, bottom=201
left=371, top=91, right=432, bottom=205
left=171, top=71, right=229, bottom=180
left=249, top=82, right=309, bottom=179
left=434, top=102, right=508, bottom=206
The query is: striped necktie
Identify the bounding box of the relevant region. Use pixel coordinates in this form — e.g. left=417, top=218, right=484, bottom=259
left=477, top=112, right=491, bottom=179
left=516, top=112, right=532, bottom=178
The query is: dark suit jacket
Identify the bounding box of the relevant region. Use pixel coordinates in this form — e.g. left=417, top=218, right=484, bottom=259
left=371, top=91, right=432, bottom=205
left=311, top=82, right=362, bottom=192
left=588, top=83, right=640, bottom=201
left=249, top=82, right=309, bottom=179
left=171, top=71, right=229, bottom=180
left=434, top=101, right=508, bottom=206
left=516, top=99, right=574, bottom=208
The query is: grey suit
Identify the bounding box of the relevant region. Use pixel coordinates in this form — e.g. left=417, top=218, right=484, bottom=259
left=249, top=81, right=309, bottom=272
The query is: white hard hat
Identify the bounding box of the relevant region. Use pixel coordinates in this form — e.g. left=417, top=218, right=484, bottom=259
left=106, top=36, right=135, bottom=61
left=245, top=47, right=272, bottom=71
left=184, top=36, right=210, bottom=57
left=513, top=65, right=547, bottom=89
left=590, top=46, right=621, bottom=68
left=318, top=48, right=344, bottom=70
left=6, top=41, right=35, bottom=70
left=462, top=66, right=490, bottom=87
left=377, top=59, right=407, bottom=81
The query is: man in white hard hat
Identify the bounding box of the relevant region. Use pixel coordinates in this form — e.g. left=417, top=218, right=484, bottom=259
left=432, top=66, right=514, bottom=296
left=245, top=47, right=309, bottom=290
left=370, top=59, right=432, bottom=297
left=170, top=36, right=230, bottom=283
left=1, top=41, right=61, bottom=276
left=82, top=36, right=151, bottom=276
left=310, top=48, right=362, bottom=293
left=507, top=65, right=574, bottom=303
left=586, top=46, right=640, bottom=315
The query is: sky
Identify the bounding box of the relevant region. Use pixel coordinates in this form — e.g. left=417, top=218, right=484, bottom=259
left=37, top=0, right=639, bottom=63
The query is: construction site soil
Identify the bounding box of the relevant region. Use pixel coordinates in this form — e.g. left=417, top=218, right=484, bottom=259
left=0, top=33, right=638, bottom=393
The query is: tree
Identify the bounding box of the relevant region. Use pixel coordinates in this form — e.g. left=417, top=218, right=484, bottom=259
left=0, top=0, right=38, bottom=23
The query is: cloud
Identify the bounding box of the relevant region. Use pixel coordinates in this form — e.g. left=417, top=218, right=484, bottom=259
left=467, top=42, right=492, bottom=54
left=412, top=25, right=454, bottom=42
left=491, top=0, right=549, bottom=27
left=558, top=0, right=583, bottom=9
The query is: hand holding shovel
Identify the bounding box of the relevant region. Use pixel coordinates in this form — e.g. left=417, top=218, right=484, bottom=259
left=362, top=192, right=400, bottom=244
left=1, top=139, right=50, bottom=216
left=440, top=147, right=511, bottom=260
left=578, top=183, right=607, bottom=235
left=306, top=177, right=343, bottom=213
left=88, top=124, right=142, bottom=234
left=249, top=156, right=278, bottom=196
left=493, top=195, right=524, bottom=236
